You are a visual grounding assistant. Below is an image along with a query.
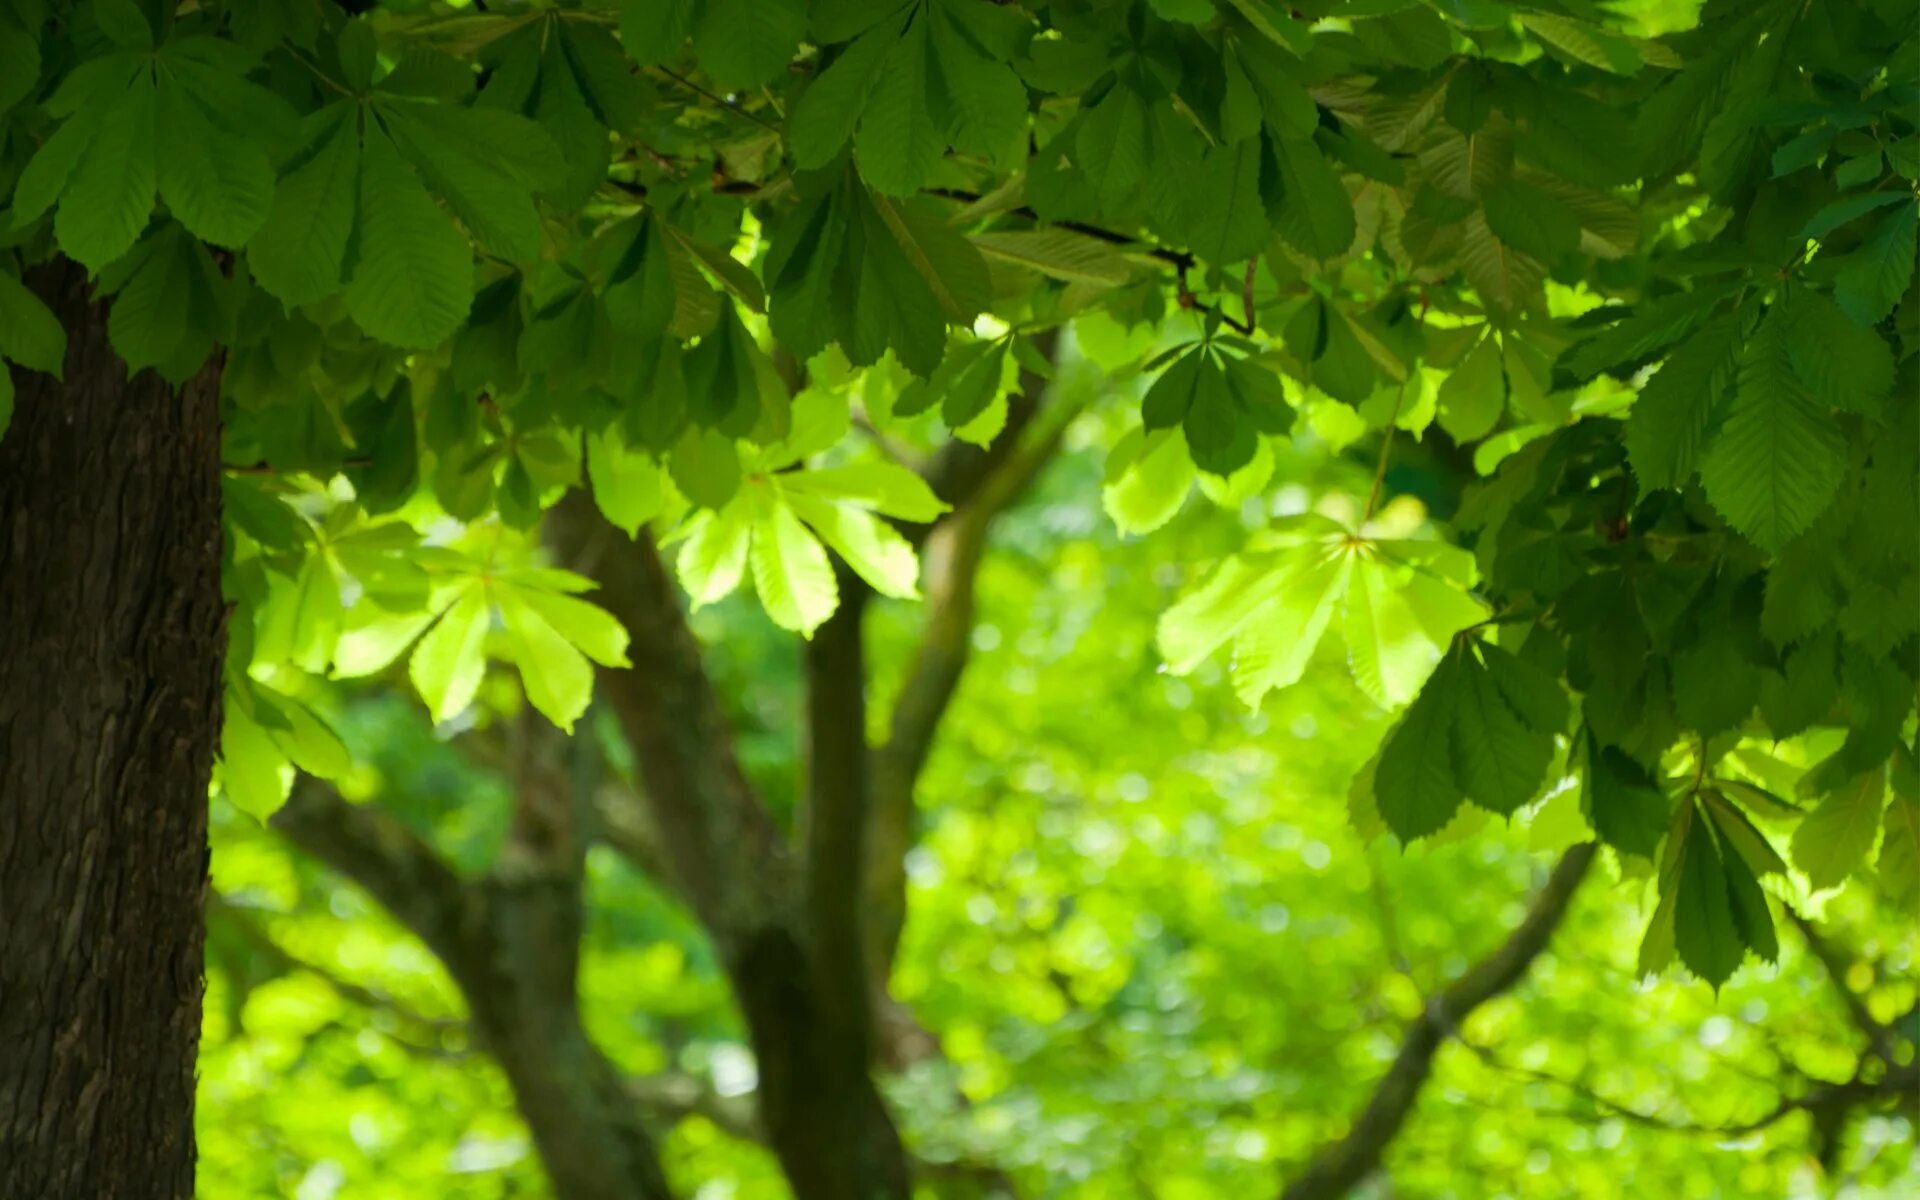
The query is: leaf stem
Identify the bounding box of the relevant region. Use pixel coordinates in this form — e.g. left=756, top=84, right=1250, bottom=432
left=649, top=66, right=781, bottom=131
left=1363, top=379, right=1408, bottom=523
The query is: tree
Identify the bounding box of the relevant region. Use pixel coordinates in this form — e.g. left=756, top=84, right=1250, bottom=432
left=1, top=0, right=1914, bottom=1195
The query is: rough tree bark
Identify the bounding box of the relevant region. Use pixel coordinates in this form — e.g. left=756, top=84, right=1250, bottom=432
left=0, top=263, right=226, bottom=1199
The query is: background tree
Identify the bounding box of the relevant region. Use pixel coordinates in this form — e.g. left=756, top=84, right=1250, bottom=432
left=197, top=427, right=1918, bottom=1196
left=0, top=0, right=1914, bottom=1195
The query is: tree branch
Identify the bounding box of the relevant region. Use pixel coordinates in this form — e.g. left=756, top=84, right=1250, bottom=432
left=1278, top=843, right=1596, bottom=1200
left=544, top=498, right=794, bottom=961
left=276, top=775, right=678, bottom=1200
left=546, top=497, right=913, bottom=1197
left=208, top=893, right=461, bottom=1039
left=1785, top=907, right=1899, bottom=1062
left=865, top=336, right=1077, bottom=1006
left=1463, top=1038, right=1920, bottom=1139
left=272, top=779, right=490, bottom=985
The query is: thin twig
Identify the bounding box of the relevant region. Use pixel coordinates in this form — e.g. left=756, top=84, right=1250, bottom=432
left=1363, top=379, right=1408, bottom=523
left=649, top=65, right=780, bottom=131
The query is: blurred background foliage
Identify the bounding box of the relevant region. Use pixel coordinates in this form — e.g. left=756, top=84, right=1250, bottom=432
left=197, top=332, right=1916, bottom=1197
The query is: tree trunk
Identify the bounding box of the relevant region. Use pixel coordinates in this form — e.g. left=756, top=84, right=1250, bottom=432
left=0, top=262, right=225, bottom=1199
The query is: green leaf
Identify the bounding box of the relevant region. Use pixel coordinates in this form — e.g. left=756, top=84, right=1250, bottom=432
left=1880, top=785, right=1920, bottom=906
left=970, top=229, right=1133, bottom=286
left=587, top=426, right=666, bottom=537
left=854, top=16, right=940, bottom=195
left=1625, top=317, right=1741, bottom=491
left=1833, top=204, right=1918, bottom=328
left=1673, top=803, right=1749, bottom=989
left=496, top=585, right=596, bottom=730
left=676, top=494, right=753, bottom=603
left=220, top=696, right=292, bottom=820
left=53, top=72, right=157, bottom=271
left=669, top=426, right=741, bottom=510
left=1435, top=330, right=1504, bottom=441
left=343, top=126, right=474, bottom=349
left=384, top=102, right=547, bottom=261
left=107, top=227, right=202, bottom=375
left=1791, top=766, right=1886, bottom=890
left=1785, top=288, right=1893, bottom=416
left=1182, top=351, right=1257, bottom=475
left=409, top=585, right=491, bottom=723
left=1376, top=656, right=1467, bottom=841
left=1102, top=427, right=1195, bottom=536
left=1480, top=180, right=1580, bottom=262
left=1076, top=88, right=1149, bottom=211
left=788, top=17, right=900, bottom=169
left=1671, top=621, right=1758, bottom=739
left=0, top=16, right=41, bottom=115
left=778, top=461, right=948, bottom=522
left=1698, top=311, right=1845, bottom=552
left=1344, top=554, right=1483, bottom=708
left=1451, top=645, right=1552, bottom=815
left=1760, top=632, right=1839, bottom=738
left=1188, top=138, right=1269, bottom=264
left=248, top=107, right=360, bottom=306
left=621, top=0, right=696, bottom=64
left=930, top=5, right=1028, bottom=162
left=870, top=192, right=992, bottom=325
left=1561, top=284, right=1738, bottom=381
left=1584, top=741, right=1669, bottom=859
left=783, top=490, right=921, bottom=598
left=155, top=76, right=273, bottom=248
left=748, top=488, right=839, bottom=635
left=1270, top=135, right=1354, bottom=260
left=694, top=0, right=804, bottom=88
left=1456, top=212, right=1545, bottom=321
left=0, top=271, right=65, bottom=376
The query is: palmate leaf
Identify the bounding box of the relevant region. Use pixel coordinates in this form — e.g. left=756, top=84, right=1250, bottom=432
left=1671, top=803, right=1750, bottom=989
left=390, top=566, right=628, bottom=731
left=1158, top=519, right=1486, bottom=713
left=767, top=174, right=989, bottom=376
left=1369, top=639, right=1564, bottom=842
left=218, top=677, right=351, bottom=820
left=670, top=459, right=948, bottom=632
left=13, top=32, right=294, bottom=269
left=1698, top=309, right=1845, bottom=552
left=343, top=125, right=476, bottom=348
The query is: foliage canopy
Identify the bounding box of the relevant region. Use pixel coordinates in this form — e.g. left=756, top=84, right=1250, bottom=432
left=1, top=0, right=1916, bottom=1001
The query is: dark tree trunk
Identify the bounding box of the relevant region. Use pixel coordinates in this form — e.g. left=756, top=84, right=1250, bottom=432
left=0, top=262, right=225, bottom=1199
